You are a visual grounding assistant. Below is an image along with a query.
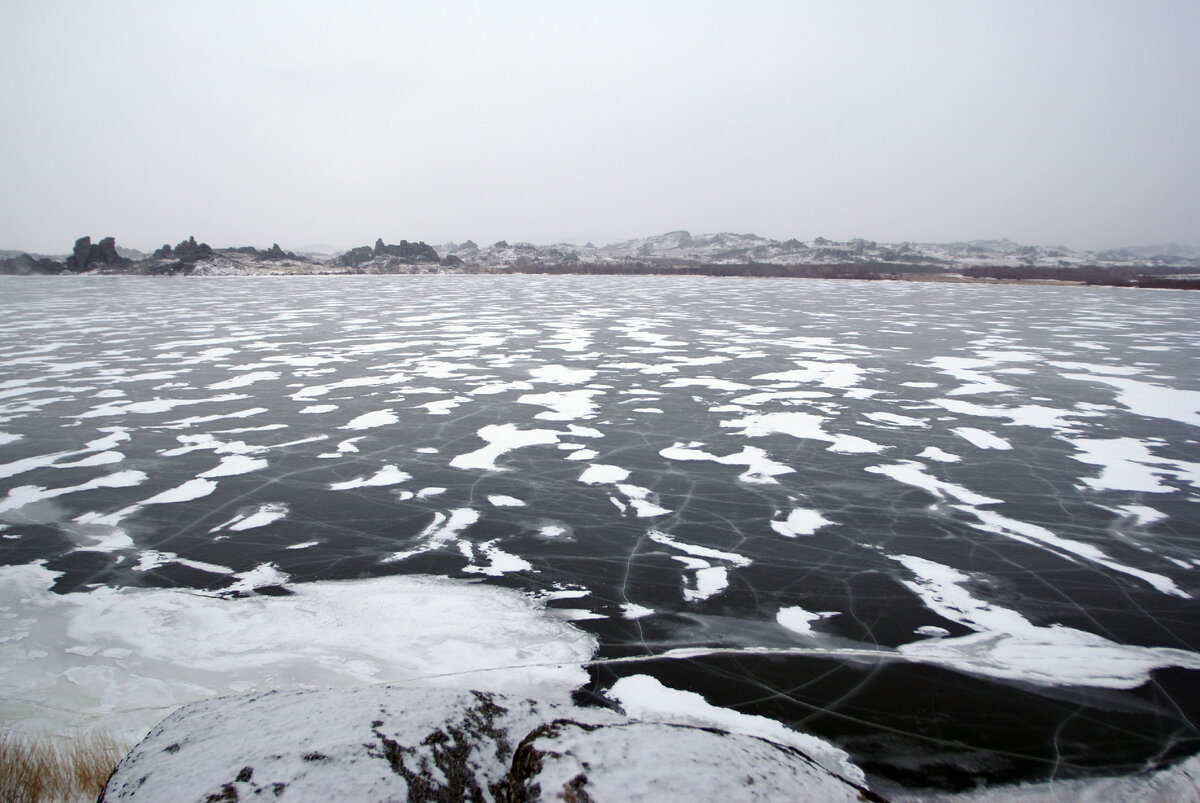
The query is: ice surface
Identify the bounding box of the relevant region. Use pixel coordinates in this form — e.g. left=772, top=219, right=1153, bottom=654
left=3, top=276, right=1199, bottom=793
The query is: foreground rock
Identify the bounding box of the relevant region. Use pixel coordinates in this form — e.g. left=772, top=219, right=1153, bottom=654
left=99, top=687, right=880, bottom=801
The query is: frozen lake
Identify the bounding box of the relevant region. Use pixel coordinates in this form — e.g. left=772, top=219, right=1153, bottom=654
left=1, top=274, right=1198, bottom=792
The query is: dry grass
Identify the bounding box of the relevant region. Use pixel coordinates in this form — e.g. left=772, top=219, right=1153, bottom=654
left=0, top=730, right=131, bottom=803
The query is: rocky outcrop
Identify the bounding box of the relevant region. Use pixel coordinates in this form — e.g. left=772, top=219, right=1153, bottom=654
left=0, top=253, right=66, bottom=274
left=64, top=235, right=132, bottom=271
left=257, top=243, right=299, bottom=261
left=152, top=236, right=213, bottom=262
left=334, top=239, right=442, bottom=271
left=99, top=687, right=880, bottom=801
left=144, top=236, right=216, bottom=275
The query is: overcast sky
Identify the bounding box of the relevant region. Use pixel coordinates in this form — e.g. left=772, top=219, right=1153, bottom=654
left=2, top=1, right=1197, bottom=254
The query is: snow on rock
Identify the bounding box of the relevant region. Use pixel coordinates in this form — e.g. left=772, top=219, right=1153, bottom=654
left=607, top=674, right=865, bottom=786
left=100, top=687, right=876, bottom=802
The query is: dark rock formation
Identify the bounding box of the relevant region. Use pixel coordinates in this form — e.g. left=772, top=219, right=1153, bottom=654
left=65, top=236, right=131, bottom=271
left=71, top=236, right=91, bottom=269
left=152, top=236, right=213, bottom=263
left=440, top=254, right=464, bottom=267
left=100, top=687, right=879, bottom=802
left=335, top=239, right=441, bottom=269
left=257, top=243, right=297, bottom=261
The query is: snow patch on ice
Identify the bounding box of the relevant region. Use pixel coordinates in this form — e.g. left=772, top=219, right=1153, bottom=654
left=341, top=409, right=398, bottom=430
left=449, top=424, right=561, bottom=471
left=329, top=465, right=411, bottom=491
left=892, top=553, right=1200, bottom=688
left=771, top=508, right=834, bottom=537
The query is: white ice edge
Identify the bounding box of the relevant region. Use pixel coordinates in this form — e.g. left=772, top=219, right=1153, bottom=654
left=0, top=561, right=595, bottom=744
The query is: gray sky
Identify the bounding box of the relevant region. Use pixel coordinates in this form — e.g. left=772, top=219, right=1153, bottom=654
left=2, top=1, right=1198, bottom=254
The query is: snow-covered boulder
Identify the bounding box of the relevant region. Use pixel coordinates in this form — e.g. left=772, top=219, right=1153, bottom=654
left=99, top=687, right=879, bottom=801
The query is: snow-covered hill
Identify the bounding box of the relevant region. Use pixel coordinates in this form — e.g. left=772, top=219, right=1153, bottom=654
left=440, top=231, right=1200, bottom=272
